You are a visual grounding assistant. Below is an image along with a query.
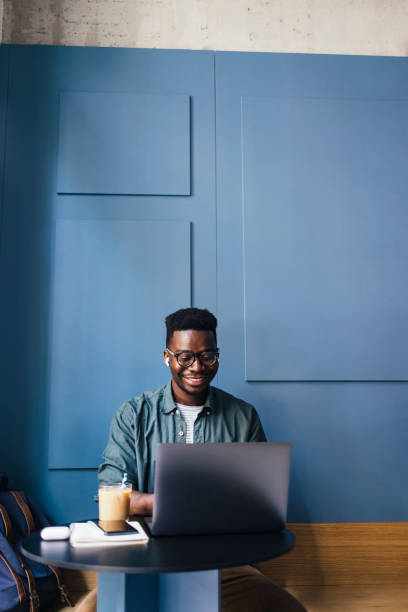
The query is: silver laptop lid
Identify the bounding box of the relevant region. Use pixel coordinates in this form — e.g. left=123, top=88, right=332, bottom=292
left=149, top=442, right=291, bottom=536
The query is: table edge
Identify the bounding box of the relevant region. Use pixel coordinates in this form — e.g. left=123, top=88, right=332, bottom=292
left=21, top=528, right=296, bottom=574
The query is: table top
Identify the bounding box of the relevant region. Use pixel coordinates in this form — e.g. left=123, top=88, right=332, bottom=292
left=21, top=518, right=295, bottom=574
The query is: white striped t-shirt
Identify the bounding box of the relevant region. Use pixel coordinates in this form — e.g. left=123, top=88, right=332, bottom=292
left=176, top=403, right=203, bottom=444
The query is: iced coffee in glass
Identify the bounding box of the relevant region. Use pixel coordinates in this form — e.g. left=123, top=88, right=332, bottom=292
left=98, top=484, right=132, bottom=521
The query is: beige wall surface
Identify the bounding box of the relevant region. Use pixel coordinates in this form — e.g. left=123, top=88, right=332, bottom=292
left=2, top=0, right=408, bottom=56
left=0, top=1, right=3, bottom=44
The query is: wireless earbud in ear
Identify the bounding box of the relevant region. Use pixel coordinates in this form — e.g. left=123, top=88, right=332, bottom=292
left=165, top=357, right=170, bottom=366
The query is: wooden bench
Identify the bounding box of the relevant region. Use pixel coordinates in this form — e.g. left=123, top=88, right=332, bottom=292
left=260, top=522, right=408, bottom=611
left=53, top=523, right=408, bottom=611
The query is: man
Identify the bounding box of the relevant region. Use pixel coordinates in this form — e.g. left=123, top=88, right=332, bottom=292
left=78, top=308, right=305, bottom=612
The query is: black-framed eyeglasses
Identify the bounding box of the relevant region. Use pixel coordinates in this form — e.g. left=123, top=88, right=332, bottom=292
left=166, top=348, right=220, bottom=368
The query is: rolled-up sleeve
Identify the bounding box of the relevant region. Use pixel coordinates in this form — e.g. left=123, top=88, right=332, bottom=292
left=98, top=402, right=139, bottom=488
left=247, top=406, right=267, bottom=442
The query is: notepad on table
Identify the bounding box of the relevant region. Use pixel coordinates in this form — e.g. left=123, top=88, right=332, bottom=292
left=70, top=520, right=149, bottom=547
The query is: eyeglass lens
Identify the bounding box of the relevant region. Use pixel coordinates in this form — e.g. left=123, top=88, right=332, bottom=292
left=177, top=351, right=217, bottom=367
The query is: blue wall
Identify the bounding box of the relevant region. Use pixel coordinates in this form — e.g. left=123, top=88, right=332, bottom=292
left=0, top=45, right=407, bottom=523
left=215, top=52, right=408, bottom=521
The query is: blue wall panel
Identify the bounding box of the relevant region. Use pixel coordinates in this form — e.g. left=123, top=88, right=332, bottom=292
left=216, top=51, right=408, bottom=521
left=1, top=46, right=215, bottom=522
left=242, top=95, right=408, bottom=381
left=0, top=45, right=58, bottom=494
left=0, top=46, right=7, bottom=254
left=0, top=46, right=10, bottom=473
left=57, top=92, right=191, bottom=195
left=238, top=382, right=408, bottom=521
left=48, top=219, right=191, bottom=468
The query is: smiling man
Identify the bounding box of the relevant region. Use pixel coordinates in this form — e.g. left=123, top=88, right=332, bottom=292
left=93, top=307, right=305, bottom=612
left=98, top=307, right=267, bottom=515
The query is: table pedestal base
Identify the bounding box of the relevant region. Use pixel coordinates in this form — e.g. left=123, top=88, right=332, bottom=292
left=98, top=570, right=221, bottom=612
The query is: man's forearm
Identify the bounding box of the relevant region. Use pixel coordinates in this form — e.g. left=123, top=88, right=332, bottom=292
left=130, top=490, right=154, bottom=515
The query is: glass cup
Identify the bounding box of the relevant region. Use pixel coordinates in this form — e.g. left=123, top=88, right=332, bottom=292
left=98, top=484, right=132, bottom=521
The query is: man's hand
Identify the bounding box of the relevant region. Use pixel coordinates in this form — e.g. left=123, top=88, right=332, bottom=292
left=129, top=491, right=154, bottom=516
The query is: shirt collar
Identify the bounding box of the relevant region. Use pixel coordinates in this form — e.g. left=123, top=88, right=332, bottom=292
left=162, top=381, right=216, bottom=414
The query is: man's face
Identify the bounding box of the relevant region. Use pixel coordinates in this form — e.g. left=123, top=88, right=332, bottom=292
left=164, top=329, right=219, bottom=405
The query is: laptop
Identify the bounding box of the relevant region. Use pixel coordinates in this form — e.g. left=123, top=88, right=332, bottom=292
left=144, top=442, right=291, bottom=536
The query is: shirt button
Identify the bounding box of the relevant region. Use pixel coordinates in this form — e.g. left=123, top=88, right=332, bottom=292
left=175, top=409, right=179, bottom=415
left=206, top=411, right=210, bottom=415
left=178, top=431, right=184, bottom=436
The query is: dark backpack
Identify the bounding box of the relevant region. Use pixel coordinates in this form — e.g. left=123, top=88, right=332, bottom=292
left=0, top=474, right=72, bottom=611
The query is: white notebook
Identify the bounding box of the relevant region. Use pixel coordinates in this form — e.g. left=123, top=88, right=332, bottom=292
left=70, top=520, right=149, bottom=547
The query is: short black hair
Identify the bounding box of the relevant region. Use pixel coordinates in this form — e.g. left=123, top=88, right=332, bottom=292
left=165, top=307, right=217, bottom=346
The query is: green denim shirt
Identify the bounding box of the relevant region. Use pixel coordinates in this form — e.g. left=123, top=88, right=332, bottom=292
left=98, top=382, right=266, bottom=493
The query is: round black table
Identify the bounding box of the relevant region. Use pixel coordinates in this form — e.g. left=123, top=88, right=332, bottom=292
left=21, top=520, right=295, bottom=612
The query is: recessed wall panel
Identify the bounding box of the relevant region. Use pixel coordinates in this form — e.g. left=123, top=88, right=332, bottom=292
left=48, top=219, right=191, bottom=468
left=57, top=92, right=191, bottom=195
left=242, top=96, right=408, bottom=381
left=0, top=47, right=8, bottom=249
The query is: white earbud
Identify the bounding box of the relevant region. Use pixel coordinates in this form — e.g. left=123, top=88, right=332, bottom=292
left=165, top=357, right=170, bottom=366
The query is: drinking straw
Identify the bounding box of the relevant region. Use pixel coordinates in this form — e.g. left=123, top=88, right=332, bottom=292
left=121, top=473, right=128, bottom=488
